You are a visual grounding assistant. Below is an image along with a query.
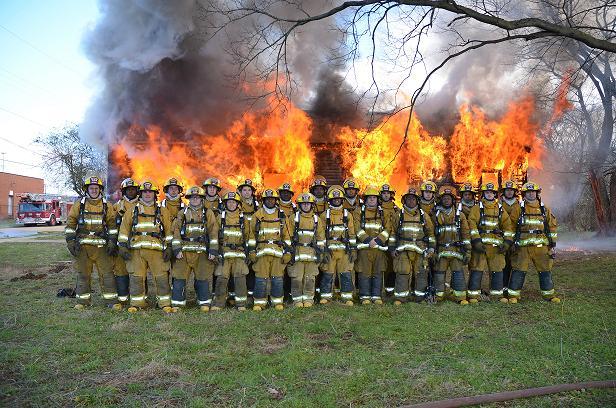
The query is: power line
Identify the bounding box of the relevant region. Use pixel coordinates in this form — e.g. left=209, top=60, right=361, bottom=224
left=0, top=23, right=81, bottom=75
left=0, top=135, right=45, bottom=156
left=2, top=158, right=41, bottom=168
left=0, top=105, right=48, bottom=128
left=0, top=65, right=58, bottom=97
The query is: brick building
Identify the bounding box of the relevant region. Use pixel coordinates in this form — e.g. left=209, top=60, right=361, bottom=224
left=0, top=172, right=45, bottom=219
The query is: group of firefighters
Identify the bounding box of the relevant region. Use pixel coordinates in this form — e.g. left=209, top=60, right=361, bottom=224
left=65, top=173, right=560, bottom=313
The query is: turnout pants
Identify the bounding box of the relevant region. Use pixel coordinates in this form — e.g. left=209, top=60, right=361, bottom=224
left=112, top=255, right=130, bottom=304
left=320, top=250, right=354, bottom=302
left=509, top=245, right=556, bottom=300
left=468, top=246, right=506, bottom=299
left=356, top=248, right=387, bottom=302
left=435, top=255, right=467, bottom=301
left=393, top=251, right=427, bottom=302
left=75, top=245, right=117, bottom=306
left=171, top=251, right=215, bottom=307
left=288, top=261, right=318, bottom=305
left=126, top=248, right=171, bottom=308
left=214, top=258, right=249, bottom=308
left=252, top=255, right=286, bottom=308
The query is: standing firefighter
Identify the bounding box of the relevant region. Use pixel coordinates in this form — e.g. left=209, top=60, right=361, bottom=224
left=354, top=185, right=392, bottom=304
left=433, top=185, right=472, bottom=304
left=499, top=179, right=521, bottom=291
left=287, top=192, right=325, bottom=307
left=238, top=178, right=259, bottom=297
left=202, top=177, right=223, bottom=215
left=343, top=177, right=362, bottom=215
left=65, top=176, right=119, bottom=309
left=466, top=182, right=514, bottom=303
left=381, top=184, right=399, bottom=297
left=248, top=188, right=292, bottom=311
left=278, top=182, right=297, bottom=217
left=212, top=191, right=250, bottom=311
left=320, top=186, right=357, bottom=305
left=390, top=185, right=436, bottom=304
left=420, top=181, right=438, bottom=216
left=508, top=182, right=560, bottom=303
left=112, top=177, right=139, bottom=306
left=117, top=180, right=173, bottom=313
left=161, top=177, right=185, bottom=222
left=458, top=182, right=476, bottom=218
left=310, top=175, right=328, bottom=215
left=170, top=186, right=219, bottom=312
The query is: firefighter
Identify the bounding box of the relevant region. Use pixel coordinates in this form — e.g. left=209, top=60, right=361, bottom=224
left=499, top=179, right=521, bottom=290
left=343, top=177, right=362, bottom=214
left=248, top=188, right=292, bottom=311
left=161, top=177, right=185, bottom=221
left=320, top=186, right=357, bottom=305
left=466, top=182, right=514, bottom=303
left=508, top=182, right=560, bottom=303
left=390, top=185, right=436, bottom=304
left=170, top=186, right=219, bottom=312
left=278, top=182, right=297, bottom=217
left=420, top=181, right=438, bottom=216
left=433, top=185, right=472, bottom=304
left=310, top=175, right=328, bottom=215
left=117, top=180, right=173, bottom=313
left=237, top=178, right=259, bottom=298
left=65, top=176, right=119, bottom=309
left=212, top=191, right=250, bottom=311
left=458, top=182, right=476, bottom=218
left=380, top=184, right=399, bottom=297
left=202, top=177, right=223, bottom=215
left=287, top=192, right=325, bottom=307
left=354, top=185, right=392, bottom=304
left=112, top=177, right=139, bottom=306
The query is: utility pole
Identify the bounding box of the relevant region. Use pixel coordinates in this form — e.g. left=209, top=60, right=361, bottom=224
left=1, top=152, right=5, bottom=171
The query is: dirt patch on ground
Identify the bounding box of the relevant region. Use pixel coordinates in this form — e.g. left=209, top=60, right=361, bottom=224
left=10, top=272, right=47, bottom=282
left=259, top=334, right=288, bottom=355
left=3, top=262, right=72, bottom=282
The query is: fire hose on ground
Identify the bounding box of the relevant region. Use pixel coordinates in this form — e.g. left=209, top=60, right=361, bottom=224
left=401, top=380, right=616, bottom=408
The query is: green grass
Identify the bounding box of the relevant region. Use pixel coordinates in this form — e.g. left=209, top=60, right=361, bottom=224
left=0, top=243, right=71, bottom=268
left=0, top=244, right=615, bottom=407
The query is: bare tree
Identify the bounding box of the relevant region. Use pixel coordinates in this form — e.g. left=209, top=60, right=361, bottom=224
left=35, top=124, right=107, bottom=196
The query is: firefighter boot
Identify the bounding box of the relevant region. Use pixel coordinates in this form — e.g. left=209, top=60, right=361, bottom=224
left=394, top=273, right=410, bottom=305
left=234, top=276, right=248, bottom=310
left=490, top=271, right=507, bottom=303
left=291, top=276, right=303, bottom=307
left=129, top=275, right=147, bottom=310
left=253, top=277, right=267, bottom=311
left=171, top=278, right=187, bottom=311
left=507, top=270, right=526, bottom=303
left=340, top=272, right=354, bottom=305
left=358, top=274, right=371, bottom=304
left=271, top=276, right=284, bottom=310
left=414, top=267, right=429, bottom=301
left=115, top=275, right=130, bottom=308
left=539, top=271, right=560, bottom=303
left=371, top=272, right=383, bottom=304
left=451, top=270, right=468, bottom=304
left=303, top=274, right=316, bottom=307
left=467, top=270, right=483, bottom=303
left=212, top=277, right=229, bottom=310
left=194, top=279, right=211, bottom=312
left=433, top=271, right=446, bottom=301
left=319, top=272, right=334, bottom=304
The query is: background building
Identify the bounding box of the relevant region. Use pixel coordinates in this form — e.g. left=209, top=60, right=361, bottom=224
left=0, top=172, right=44, bottom=219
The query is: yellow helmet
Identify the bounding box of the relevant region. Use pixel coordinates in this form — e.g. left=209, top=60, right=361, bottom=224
left=420, top=181, right=437, bottom=193
left=261, top=188, right=279, bottom=199
left=363, top=185, right=380, bottom=197
left=163, top=177, right=183, bottom=193
left=139, top=179, right=159, bottom=194
left=221, top=190, right=241, bottom=203
left=402, top=185, right=420, bottom=199
left=327, top=186, right=345, bottom=200
left=185, top=186, right=206, bottom=198
left=202, top=177, right=222, bottom=191
left=438, top=184, right=457, bottom=198
left=278, top=182, right=294, bottom=195
left=480, top=182, right=498, bottom=192
left=83, top=175, right=104, bottom=190
left=501, top=179, right=518, bottom=192
left=310, top=175, right=328, bottom=192
left=237, top=178, right=256, bottom=192
left=343, top=177, right=359, bottom=191
left=521, top=182, right=541, bottom=192
left=297, top=192, right=316, bottom=204
left=380, top=184, right=395, bottom=195
left=459, top=182, right=476, bottom=195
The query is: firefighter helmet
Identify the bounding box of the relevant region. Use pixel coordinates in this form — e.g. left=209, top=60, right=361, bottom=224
left=480, top=182, right=498, bottom=192
left=459, top=182, right=476, bottom=195
left=402, top=185, right=420, bottom=199
left=297, top=192, right=316, bottom=204
left=501, top=179, right=518, bottom=191
left=202, top=177, right=222, bottom=191
left=420, top=181, right=437, bottom=192
left=521, top=182, right=541, bottom=192
left=120, top=177, right=137, bottom=191
left=343, top=177, right=360, bottom=191
left=237, top=178, right=256, bottom=192
left=310, top=175, right=328, bottom=192
left=261, top=188, right=279, bottom=199
left=185, top=186, right=206, bottom=198
left=278, top=182, right=294, bottom=195
left=221, top=190, right=241, bottom=203
left=327, top=187, right=345, bottom=200
left=163, top=177, right=183, bottom=193
left=139, top=180, right=159, bottom=194
left=438, top=185, right=457, bottom=198
left=380, top=184, right=395, bottom=195
left=83, top=175, right=104, bottom=190
left=363, top=185, right=380, bottom=198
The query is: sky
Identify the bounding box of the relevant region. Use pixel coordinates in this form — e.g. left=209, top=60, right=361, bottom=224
left=0, top=0, right=99, bottom=192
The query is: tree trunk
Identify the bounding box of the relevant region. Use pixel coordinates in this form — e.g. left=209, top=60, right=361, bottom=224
left=589, top=169, right=610, bottom=236
left=609, top=171, right=616, bottom=235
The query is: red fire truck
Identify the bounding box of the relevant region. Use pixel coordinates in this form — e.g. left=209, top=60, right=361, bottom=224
left=15, top=193, right=76, bottom=226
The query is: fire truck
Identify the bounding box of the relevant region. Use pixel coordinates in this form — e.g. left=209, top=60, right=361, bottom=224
left=15, top=193, right=76, bottom=226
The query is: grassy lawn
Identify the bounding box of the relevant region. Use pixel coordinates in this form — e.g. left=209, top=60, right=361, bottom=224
left=0, top=243, right=615, bottom=406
